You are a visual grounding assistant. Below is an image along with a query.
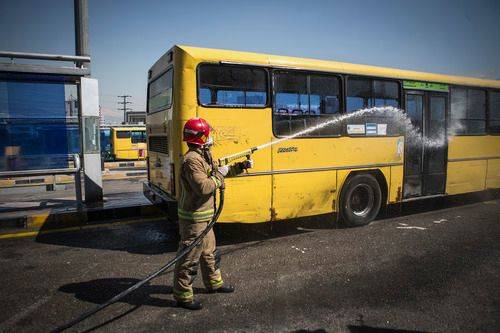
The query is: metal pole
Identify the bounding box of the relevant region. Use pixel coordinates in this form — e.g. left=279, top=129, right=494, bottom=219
left=75, top=0, right=103, bottom=204
left=74, top=0, right=90, bottom=70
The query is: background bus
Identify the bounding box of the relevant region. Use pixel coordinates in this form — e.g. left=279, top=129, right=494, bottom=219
left=144, top=45, right=500, bottom=226
left=106, top=126, right=147, bottom=161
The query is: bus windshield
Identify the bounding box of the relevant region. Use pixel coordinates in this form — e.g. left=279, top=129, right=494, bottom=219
left=148, top=69, right=173, bottom=112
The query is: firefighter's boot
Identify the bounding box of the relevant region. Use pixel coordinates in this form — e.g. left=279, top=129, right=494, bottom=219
left=208, top=284, right=235, bottom=294
left=176, top=299, right=203, bottom=311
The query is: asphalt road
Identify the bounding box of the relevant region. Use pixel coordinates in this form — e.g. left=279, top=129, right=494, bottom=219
left=0, top=197, right=499, bottom=332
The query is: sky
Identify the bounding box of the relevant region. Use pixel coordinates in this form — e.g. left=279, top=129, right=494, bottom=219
left=1, top=0, right=499, bottom=123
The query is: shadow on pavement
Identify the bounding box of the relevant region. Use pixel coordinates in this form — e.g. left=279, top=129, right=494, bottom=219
left=36, top=190, right=500, bottom=256
left=388, top=189, right=500, bottom=218
left=347, top=325, right=429, bottom=333
left=81, top=305, right=140, bottom=333
left=57, top=277, right=196, bottom=332
left=36, top=220, right=179, bottom=255
left=215, top=216, right=332, bottom=246
left=35, top=215, right=327, bottom=255
left=58, top=277, right=206, bottom=308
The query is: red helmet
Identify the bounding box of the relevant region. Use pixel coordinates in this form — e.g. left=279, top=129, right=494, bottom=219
left=183, top=118, right=211, bottom=146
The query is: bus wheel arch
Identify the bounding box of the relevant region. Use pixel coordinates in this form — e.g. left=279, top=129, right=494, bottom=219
left=337, top=169, right=387, bottom=227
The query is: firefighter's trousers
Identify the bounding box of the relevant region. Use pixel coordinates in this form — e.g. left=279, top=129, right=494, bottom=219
left=172, top=219, right=223, bottom=302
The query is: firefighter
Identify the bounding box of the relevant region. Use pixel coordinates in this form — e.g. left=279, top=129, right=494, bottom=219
left=173, top=117, right=253, bottom=310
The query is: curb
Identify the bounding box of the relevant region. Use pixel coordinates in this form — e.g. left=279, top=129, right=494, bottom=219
left=0, top=204, right=167, bottom=239
left=0, top=171, right=146, bottom=190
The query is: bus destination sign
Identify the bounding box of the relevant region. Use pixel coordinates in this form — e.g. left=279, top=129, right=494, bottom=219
left=403, top=80, right=449, bottom=92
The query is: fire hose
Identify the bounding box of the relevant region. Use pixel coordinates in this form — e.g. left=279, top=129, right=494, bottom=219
left=53, top=187, right=224, bottom=332
left=53, top=146, right=257, bottom=332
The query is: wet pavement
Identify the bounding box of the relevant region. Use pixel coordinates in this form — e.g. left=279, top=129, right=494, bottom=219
left=0, top=196, right=499, bottom=332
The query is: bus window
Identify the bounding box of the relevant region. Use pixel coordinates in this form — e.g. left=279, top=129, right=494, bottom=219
left=216, top=90, right=245, bottom=106
left=468, top=89, right=486, bottom=134
left=489, top=91, right=500, bottom=133
left=199, top=88, right=212, bottom=104
left=310, top=75, right=341, bottom=114
left=198, top=64, right=267, bottom=107
left=116, top=131, right=131, bottom=139
left=450, top=87, right=486, bottom=134
left=374, top=80, right=399, bottom=107
left=131, top=130, right=146, bottom=143
left=273, top=72, right=341, bottom=137
left=274, top=72, right=308, bottom=114
left=148, top=69, right=173, bottom=113
left=308, top=74, right=341, bottom=136
left=347, top=78, right=371, bottom=112
left=274, top=72, right=308, bottom=135
left=347, top=78, right=400, bottom=112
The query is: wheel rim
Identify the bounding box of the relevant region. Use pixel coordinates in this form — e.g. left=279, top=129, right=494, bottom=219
left=349, top=184, right=374, bottom=217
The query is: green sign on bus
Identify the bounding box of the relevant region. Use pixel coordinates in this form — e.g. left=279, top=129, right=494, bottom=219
left=403, top=80, right=449, bottom=92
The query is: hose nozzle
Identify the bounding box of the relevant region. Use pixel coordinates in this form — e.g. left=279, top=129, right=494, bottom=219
left=218, top=147, right=257, bottom=166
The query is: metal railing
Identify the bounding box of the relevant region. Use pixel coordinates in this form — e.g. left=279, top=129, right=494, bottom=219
left=0, top=51, right=91, bottom=76
left=0, top=154, right=83, bottom=206
left=0, top=51, right=90, bottom=64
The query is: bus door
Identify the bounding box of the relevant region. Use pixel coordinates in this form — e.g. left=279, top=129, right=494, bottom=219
left=404, top=90, right=448, bottom=198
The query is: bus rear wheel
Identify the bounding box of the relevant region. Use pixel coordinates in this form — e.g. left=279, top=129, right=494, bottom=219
left=339, top=173, right=382, bottom=227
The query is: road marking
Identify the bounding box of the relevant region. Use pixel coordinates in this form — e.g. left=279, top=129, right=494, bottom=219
left=397, top=223, right=427, bottom=230
left=433, top=219, right=448, bottom=224
left=397, top=226, right=427, bottom=230
left=291, top=245, right=306, bottom=254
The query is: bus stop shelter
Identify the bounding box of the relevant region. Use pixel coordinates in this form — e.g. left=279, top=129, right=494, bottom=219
left=0, top=0, right=103, bottom=205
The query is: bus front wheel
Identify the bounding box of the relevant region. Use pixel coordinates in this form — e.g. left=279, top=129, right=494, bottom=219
left=339, top=174, right=382, bottom=227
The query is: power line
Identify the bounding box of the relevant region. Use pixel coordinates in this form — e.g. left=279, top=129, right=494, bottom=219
left=117, top=95, right=132, bottom=124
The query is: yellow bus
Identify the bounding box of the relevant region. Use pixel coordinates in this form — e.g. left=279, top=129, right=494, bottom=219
left=143, top=45, right=500, bottom=226
left=110, top=126, right=147, bottom=161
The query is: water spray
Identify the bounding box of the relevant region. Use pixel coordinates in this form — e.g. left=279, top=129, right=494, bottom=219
left=218, top=106, right=459, bottom=165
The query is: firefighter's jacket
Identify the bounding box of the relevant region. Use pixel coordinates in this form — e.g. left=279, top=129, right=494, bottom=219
left=178, top=148, right=244, bottom=222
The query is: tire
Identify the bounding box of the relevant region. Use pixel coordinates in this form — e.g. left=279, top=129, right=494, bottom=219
left=339, top=173, right=382, bottom=227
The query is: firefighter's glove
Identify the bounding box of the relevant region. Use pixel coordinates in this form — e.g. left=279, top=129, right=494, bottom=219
left=218, top=165, right=229, bottom=177
left=241, top=159, right=254, bottom=170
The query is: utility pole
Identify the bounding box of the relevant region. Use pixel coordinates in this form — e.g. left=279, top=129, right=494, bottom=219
left=75, top=0, right=103, bottom=204
left=74, top=0, right=89, bottom=69
left=118, top=95, right=132, bottom=124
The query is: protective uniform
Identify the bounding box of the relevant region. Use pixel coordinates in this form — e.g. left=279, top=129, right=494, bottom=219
left=172, top=118, right=249, bottom=305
